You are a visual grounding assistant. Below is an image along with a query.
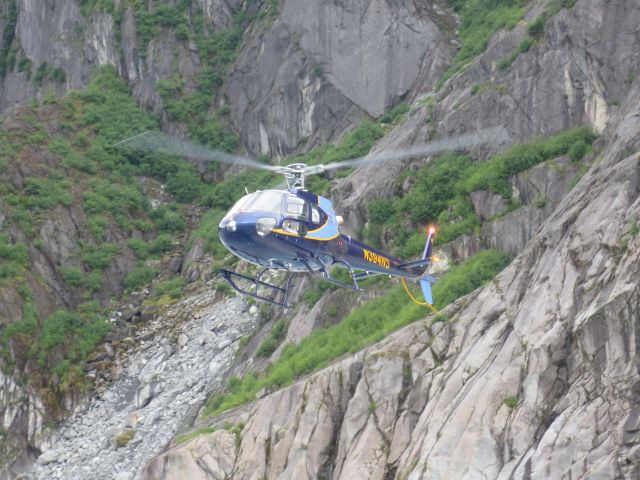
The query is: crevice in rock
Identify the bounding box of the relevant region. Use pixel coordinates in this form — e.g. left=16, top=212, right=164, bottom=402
left=263, top=435, right=272, bottom=475
left=318, top=360, right=364, bottom=480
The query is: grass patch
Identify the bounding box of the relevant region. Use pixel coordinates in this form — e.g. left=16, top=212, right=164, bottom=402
left=255, top=320, right=288, bottom=358
left=2, top=294, right=109, bottom=370
left=0, top=234, right=30, bottom=280
left=153, top=276, right=186, bottom=299
left=431, top=250, right=511, bottom=309
left=175, top=426, right=217, bottom=445
left=114, top=429, right=135, bottom=448
left=504, top=395, right=518, bottom=409
left=291, top=120, right=385, bottom=167
left=123, top=265, right=159, bottom=291
left=462, top=127, right=596, bottom=195
left=436, top=0, right=527, bottom=89
left=366, top=126, right=596, bottom=253
left=202, top=249, right=511, bottom=417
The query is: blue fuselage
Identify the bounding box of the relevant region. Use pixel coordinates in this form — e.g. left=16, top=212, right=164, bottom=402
left=218, top=189, right=424, bottom=278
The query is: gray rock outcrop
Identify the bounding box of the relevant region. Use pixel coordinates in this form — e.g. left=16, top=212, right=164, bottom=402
left=29, top=294, right=255, bottom=480
left=226, top=0, right=454, bottom=156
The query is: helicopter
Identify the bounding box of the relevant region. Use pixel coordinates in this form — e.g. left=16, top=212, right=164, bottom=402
left=116, top=127, right=506, bottom=308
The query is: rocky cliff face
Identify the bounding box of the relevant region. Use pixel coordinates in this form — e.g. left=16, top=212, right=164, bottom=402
left=1, top=0, right=452, bottom=157
left=334, top=0, right=640, bottom=234
left=137, top=0, right=640, bottom=478
left=139, top=79, right=640, bottom=479
left=3, top=0, right=640, bottom=479
left=225, top=0, right=454, bottom=156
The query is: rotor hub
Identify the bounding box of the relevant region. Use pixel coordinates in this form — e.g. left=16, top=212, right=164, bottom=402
left=273, top=163, right=325, bottom=190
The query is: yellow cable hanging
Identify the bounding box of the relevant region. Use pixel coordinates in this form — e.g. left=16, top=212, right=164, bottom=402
left=401, top=277, right=439, bottom=314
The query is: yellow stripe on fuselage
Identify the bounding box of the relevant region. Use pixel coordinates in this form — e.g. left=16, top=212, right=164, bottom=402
left=272, top=228, right=340, bottom=241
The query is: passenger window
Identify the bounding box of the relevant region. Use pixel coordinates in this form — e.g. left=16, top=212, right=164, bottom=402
left=282, top=219, right=307, bottom=236
left=311, top=207, right=320, bottom=225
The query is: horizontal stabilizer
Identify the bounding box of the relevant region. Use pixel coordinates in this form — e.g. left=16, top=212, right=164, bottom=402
left=396, top=258, right=432, bottom=271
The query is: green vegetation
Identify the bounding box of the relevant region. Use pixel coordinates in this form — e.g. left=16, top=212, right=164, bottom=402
left=470, top=81, right=492, bottom=96
left=290, top=120, right=385, bottom=167
left=620, top=217, right=639, bottom=251
left=152, top=1, right=247, bottom=152
left=366, top=127, right=596, bottom=254
left=504, top=395, right=518, bottom=409
left=153, top=276, right=186, bottom=299
left=498, top=37, right=536, bottom=71
left=449, top=0, right=525, bottom=65
left=79, top=0, right=115, bottom=18
left=432, top=313, right=447, bottom=324
left=255, top=320, right=288, bottom=357
left=0, top=234, right=30, bottom=280
left=114, top=429, right=136, bottom=448
left=80, top=243, right=120, bottom=270
left=462, top=127, right=596, bottom=195
left=437, top=0, right=527, bottom=89
left=379, top=103, right=411, bottom=125
left=498, top=0, right=578, bottom=72
left=60, top=267, right=84, bottom=287
left=175, top=426, right=217, bottom=445
left=39, top=309, right=109, bottom=361
left=527, top=14, right=546, bottom=38
left=2, top=292, right=109, bottom=374
left=0, top=65, right=212, bottom=397
left=124, top=265, right=159, bottom=291
left=32, top=62, right=66, bottom=85
left=203, top=249, right=511, bottom=417
left=431, top=250, right=511, bottom=309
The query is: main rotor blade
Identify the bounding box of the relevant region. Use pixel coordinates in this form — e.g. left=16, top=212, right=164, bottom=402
left=113, top=131, right=278, bottom=171
left=320, top=126, right=509, bottom=171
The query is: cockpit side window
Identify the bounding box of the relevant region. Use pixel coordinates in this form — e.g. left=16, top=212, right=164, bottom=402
left=285, top=196, right=308, bottom=219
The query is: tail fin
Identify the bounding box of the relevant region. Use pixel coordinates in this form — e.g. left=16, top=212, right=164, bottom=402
left=420, top=227, right=436, bottom=305
left=422, top=227, right=435, bottom=261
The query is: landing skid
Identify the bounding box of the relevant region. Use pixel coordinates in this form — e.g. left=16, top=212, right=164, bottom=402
left=220, top=258, right=364, bottom=308
left=220, top=268, right=295, bottom=308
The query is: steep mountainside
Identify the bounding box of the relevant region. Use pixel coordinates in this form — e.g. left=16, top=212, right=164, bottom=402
left=142, top=83, right=640, bottom=479
left=137, top=0, right=640, bottom=478
left=1, top=0, right=639, bottom=479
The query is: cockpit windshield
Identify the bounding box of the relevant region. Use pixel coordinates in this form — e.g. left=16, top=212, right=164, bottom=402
left=226, top=190, right=284, bottom=218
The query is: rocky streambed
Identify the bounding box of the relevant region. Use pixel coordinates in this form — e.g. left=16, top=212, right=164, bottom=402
left=27, top=293, right=255, bottom=480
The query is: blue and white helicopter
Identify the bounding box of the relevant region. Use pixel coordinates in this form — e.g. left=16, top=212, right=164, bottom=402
left=117, top=128, right=504, bottom=307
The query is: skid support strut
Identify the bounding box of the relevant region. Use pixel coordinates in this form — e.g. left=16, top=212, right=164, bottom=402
left=220, top=268, right=295, bottom=308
